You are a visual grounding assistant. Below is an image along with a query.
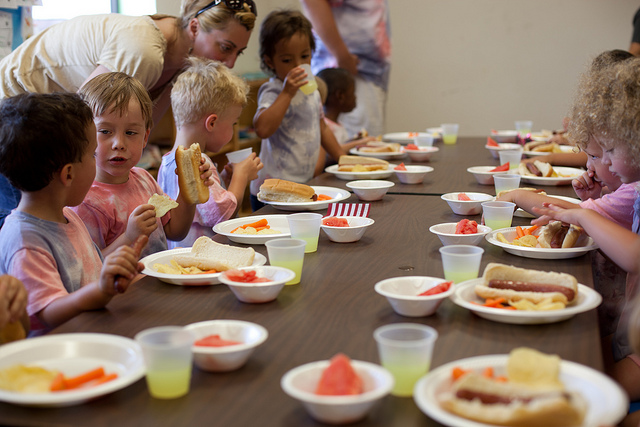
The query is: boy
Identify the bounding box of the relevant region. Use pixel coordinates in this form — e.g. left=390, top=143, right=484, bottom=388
left=0, top=93, right=145, bottom=332
left=75, top=72, right=213, bottom=257
left=158, top=57, right=262, bottom=248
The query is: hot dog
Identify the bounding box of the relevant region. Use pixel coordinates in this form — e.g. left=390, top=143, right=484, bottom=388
left=517, top=160, right=557, bottom=178
left=176, top=143, right=209, bottom=205
left=538, top=221, right=582, bottom=249
left=475, top=263, right=578, bottom=305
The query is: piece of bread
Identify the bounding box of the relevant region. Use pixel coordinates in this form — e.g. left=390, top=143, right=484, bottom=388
left=173, top=237, right=255, bottom=272
left=257, top=179, right=317, bottom=203
left=148, top=193, right=179, bottom=217
left=359, top=142, right=401, bottom=153
left=176, top=143, right=209, bottom=205
left=337, top=155, right=389, bottom=172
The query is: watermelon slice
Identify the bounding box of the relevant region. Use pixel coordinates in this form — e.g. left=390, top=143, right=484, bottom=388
left=194, top=334, right=242, bottom=347
left=322, top=217, right=349, bottom=227
left=487, top=137, right=499, bottom=147
left=315, top=354, right=363, bottom=396
left=394, top=163, right=407, bottom=171
left=489, top=163, right=509, bottom=172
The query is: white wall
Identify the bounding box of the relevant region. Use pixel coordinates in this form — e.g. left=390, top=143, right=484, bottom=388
left=157, top=0, right=640, bottom=136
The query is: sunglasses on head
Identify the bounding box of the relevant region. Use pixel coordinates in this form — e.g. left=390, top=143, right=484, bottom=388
left=195, top=0, right=257, bottom=18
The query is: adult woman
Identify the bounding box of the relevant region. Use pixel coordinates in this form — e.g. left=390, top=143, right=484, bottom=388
left=0, top=0, right=256, bottom=227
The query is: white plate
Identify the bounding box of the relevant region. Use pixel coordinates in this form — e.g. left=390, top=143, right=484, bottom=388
left=141, top=248, right=267, bottom=285
left=485, top=227, right=598, bottom=259
left=382, top=132, right=429, bottom=144
left=523, top=145, right=576, bottom=157
left=450, top=279, right=602, bottom=324
left=414, top=354, right=627, bottom=427
left=325, top=164, right=396, bottom=181
left=485, top=143, right=521, bottom=159
left=518, top=166, right=584, bottom=186
left=348, top=147, right=406, bottom=160
left=0, top=333, right=144, bottom=407
left=514, top=195, right=582, bottom=218
left=257, top=186, right=350, bottom=211
left=213, top=215, right=291, bottom=245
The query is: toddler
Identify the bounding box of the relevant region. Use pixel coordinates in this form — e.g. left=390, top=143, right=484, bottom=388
left=75, top=72, right=212, bottom=257
left=250, top=10, right=345, bottom=211
left=0, top=93, right=144, bottom=332
left=158, top=57, right=262, bottom=248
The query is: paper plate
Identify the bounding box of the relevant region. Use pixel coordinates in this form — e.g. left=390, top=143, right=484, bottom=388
left=213, top=214, right=291, bottom=245
left=485, top=227, right=597, bottom=259
left=518, top=166, right=584, bottom=186
left=382, top=132, right=429, bottom=144
left=325, top=164, right=395, bottom=181
left=349, top=147, right=406, bottom=160
left=257, top=186, right=350, bottom=211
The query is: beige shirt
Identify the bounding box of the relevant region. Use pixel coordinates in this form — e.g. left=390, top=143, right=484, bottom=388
left=0, top=14, right=166, bottom=98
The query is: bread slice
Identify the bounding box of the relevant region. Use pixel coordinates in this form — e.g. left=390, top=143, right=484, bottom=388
left=257, top=179, right=316, bottom=203
left=337, top=155, right=388, bottom=171
left=359, top=142, right=401, bottom=153
left=173, top=237, right=255, bottom=272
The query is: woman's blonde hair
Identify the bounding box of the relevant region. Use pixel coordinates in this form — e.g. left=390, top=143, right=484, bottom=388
left=79, top=72, right=153, bottom=130
left=171, top=57, right=248, bottom=128
left=178, top=0, right=256, bottom=32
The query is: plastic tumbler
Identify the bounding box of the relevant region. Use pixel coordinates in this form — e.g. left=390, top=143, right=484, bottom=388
left=287, top=213, right=322, bottom=253
left=515, top=120, right=533, bottom=138
left=135, top=326, right=195, bottom=399
left=498, top=147, right=524, bottom=170
left=482, top=201, right=516, bottom=230
left=441, top=123, right=459, bottom=145
left=265, top=238, right=306, bottom=285
left=414, top=134, right=434, bottom=147
left=299, top=64, right=318, bottom=95
left=494, top=174, right=521, bottom=195
left=439, top=245, right=484, bottom=284
left=374, top=323, right=438, bottom=397
left=226, top=148, right=252, bottom=164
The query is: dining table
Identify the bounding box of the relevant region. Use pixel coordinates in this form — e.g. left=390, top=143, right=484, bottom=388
left=0, top=138, right=605, bottom=427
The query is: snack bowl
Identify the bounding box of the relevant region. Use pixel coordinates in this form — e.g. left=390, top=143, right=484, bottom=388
left=281, top=359, right=394, bottom=425
left=401, top=146, right=439, bottom=162
left=394, top=165, right=434, bottom=184
left=374, top=276, right=455, bottom=317
left=428, top=222, right=492, bottom=246
left=441, top=192, right=494, bottom=215
left=225, top=147, right=252, bottom=164
left=320, top=216, right=375, bottom=243
left=485, top=143, right=521, bottom=159
left=466, top=166, right=508, bottom=185
left=185, top=319, right=268, bottom=372
left=218, top=266, right=295, bottom=303
left=346, top=180, right=394, bottom=201
left=490, top=130, right=518, bottom=143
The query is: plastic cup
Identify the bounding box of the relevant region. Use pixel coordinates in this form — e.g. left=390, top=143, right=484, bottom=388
left=135, top=326, right=195, bottom=400
left=226, top=148, right=252, bottom=164
left=299, top=64, right=318, bottom=95
left=441, top=123, right=459, bottom=145
left=373, top=323, right=438, bottom=397
left=287, top=213, right=322, bottom=253
left=439, top=245, right=484, bottom=284
left=494, top=173, right=521, bottom=195
left=414, top=134, right=434, bottom=147
left=498, top=147, right=524, bottom=170
left=265, top=238, right=306, bottom=285
left=515, top=120, right=533, bottom=137
left=482, top=201, right=516, bottom=231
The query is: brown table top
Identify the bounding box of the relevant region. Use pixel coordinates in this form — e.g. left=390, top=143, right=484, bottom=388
left=0, top=191, right=601, bottom=427
left=309, top=137, right=584, bottom=199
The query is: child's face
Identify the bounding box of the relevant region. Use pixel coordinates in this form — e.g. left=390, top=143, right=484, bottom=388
left=265, top=32, right=312, bottom=82
left=598, top=137, right=640, bottom=184
left=205, top=105, right=243, bottom=153
left=583, top=138, right=622, bottom=191
left=69, top=123, right=98, bottom=206
left=94, top=98, right=150, bottom=185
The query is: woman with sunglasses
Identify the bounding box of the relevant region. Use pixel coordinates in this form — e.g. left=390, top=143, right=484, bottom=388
left=0, top=0, right=257, bottom=228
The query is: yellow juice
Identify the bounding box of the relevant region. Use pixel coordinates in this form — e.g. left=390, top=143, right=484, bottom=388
left=444, top=270, right=478, bottom=284
left=443, top=134, right=457, bottom=145
left=383, top=363, right=429, bottom=397
left=485, top=218, right=512, bottom=230
left=146, top=367, right=191, bottom=399
left=299, top=79, right=318, bottom=95
left=271, top=259, right=303, bottom=285
left=299, top=235, right=318, bottom=253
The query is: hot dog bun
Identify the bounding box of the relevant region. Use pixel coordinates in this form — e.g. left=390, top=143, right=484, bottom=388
left=173, top=236, right=255, bottom=272
left=337, top=155, right=388, bottom=172
left=176, top=143, right=209, bottom=205
left=257, top=179, right=317, bottom=203
left=475, top=263, right=578, bottom=305
left=538, top=221, right=582, bottom=249
left=358, top=142, right=401, bottom=153
left=517, top=160, right=556, bottom=178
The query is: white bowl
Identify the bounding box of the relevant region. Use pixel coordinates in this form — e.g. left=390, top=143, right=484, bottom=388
left=281, top=359, right=394, bottom=424
left=374, top=276, right=455, bottom=317
left=394, top=165, right=434, bottom=184
left=401, top=146, right=439, bottom=162
left=428, top=222, right=492, bottom=246
left=490, top=130, right=518, bottom=143
left=185, top=320, right=268, bottom=372
left=346, top=180, right=394, bottom=201
left=218, top=266, right=295, bottom=303
left=321, top=216, right=375, bottom=243
left=441, top=192, right=494, bottom=215
left=466, top=166, right=508, bottom=185
left=485, top=143, right=521, bottom=159
left=225, top=147, right=252, bottom=163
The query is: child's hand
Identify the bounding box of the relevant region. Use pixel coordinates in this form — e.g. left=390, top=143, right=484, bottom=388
left=282, top=66, right=307, bottom=97
left=199, top=155, right=215, bottom=188
left=572, top=169, right=602, bottom=201
left=126, top=204, right=158, bottom=241
left=232, top=153, right=263, bottom=181
left=99, top=235, right=147, bottom=296
left=531, top=203, right=582, bottom=228
left=0, top=275, right=27, bottom=327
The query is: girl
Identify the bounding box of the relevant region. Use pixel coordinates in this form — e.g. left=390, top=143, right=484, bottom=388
left=250, top=10, right=345, bottom=211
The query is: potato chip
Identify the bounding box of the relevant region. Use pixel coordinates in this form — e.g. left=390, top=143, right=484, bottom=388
left=496, top=233, right=510, bottom=244
left=512, top=235, right=538, bottom=247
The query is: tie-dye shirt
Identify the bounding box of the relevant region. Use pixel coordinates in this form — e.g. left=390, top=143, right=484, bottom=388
left=250, top=78, right=323, bottom=195
left=310, top=0, right=391, bottom=91
left=0, top=208, right=103, bottom=332
left=72, top=167, right=169, bottom=258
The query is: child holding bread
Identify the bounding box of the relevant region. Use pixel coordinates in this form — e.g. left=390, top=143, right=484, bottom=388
left=250, top=10, right=345, bottom=211
left=0, top=93, right=145, bottom=333
left=158, top=57, right=262, bottom=249
left=74, top=72, right=213, bottom=257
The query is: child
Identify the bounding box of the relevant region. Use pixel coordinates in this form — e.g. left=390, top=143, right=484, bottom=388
left=74, top=72, right=212, bottom=257
left=158, top=57, right=262, bottom=248
left=0, top=93, right=145, bottom=332
left=250, top=10, right=346, bottom=211
left=530, top=58, right=640, bottom=409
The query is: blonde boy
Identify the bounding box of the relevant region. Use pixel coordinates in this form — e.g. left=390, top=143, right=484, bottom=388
left=74, top=72, right=212, bottom=257
left=158, top=57, right=262, bottom=248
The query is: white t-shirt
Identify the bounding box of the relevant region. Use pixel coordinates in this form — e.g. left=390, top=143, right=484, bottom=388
left=0, top=14, right=166, bottom=97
